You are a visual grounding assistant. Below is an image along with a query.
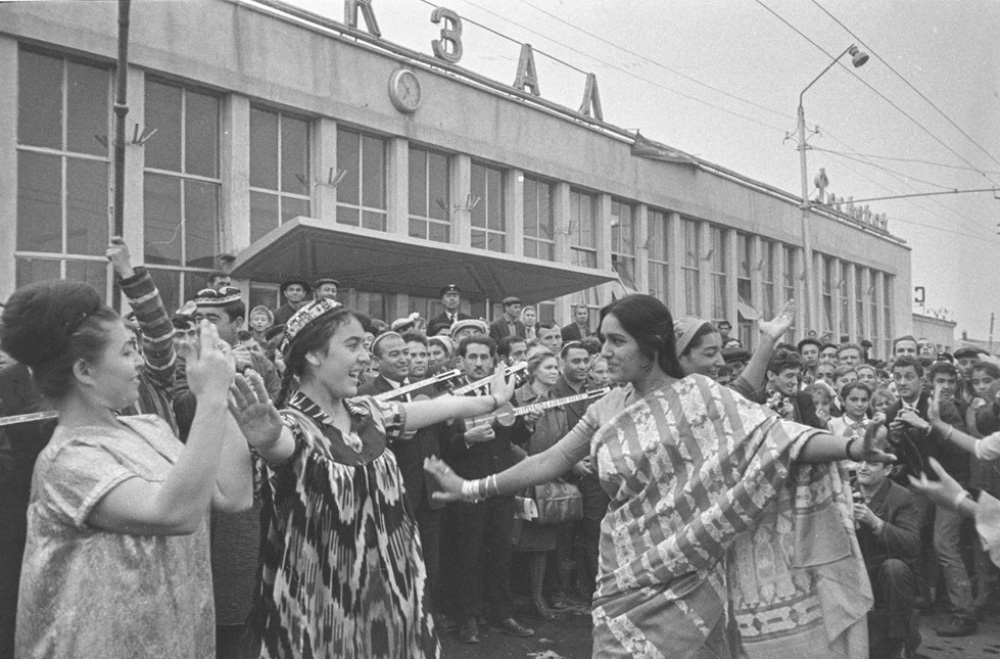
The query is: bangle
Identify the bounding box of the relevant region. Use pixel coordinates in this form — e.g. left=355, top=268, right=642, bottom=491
left=953, top=489, right=971, bottom=510
left=462, top=479, right=481, bottom=503
left=945, top=425, right=954, bottom=442
left=845, top=437, right=858, bottom=461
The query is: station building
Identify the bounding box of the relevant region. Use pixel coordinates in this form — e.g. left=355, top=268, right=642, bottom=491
left=0, top=0, right=911, bottom=356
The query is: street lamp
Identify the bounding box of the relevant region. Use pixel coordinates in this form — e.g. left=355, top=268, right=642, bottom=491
left=797, top=44, right=868, bottom=333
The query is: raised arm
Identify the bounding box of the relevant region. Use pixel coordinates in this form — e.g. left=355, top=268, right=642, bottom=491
left=733, top=300, right=795, bottom=396
left=87, top=322, right=246, bottom=535
left=796, top=421, right=895, bottom=464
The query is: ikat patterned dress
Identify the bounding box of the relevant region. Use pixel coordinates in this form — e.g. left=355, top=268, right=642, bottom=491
left=252, top=391, right=440, bottom=659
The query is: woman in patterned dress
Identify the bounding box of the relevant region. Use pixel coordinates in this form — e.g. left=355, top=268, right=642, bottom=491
left=226, top=298, right=514, bottom=659
left=426, top=294, right=893, bottom=659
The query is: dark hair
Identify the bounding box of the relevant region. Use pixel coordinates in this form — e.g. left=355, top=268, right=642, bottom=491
left=821, top=343, right=839, bottom=353
left=767, top=348, right=802, bottom=376
left=276, top=306, right=355, bottom=407
left=1, top=281, right=120, bottom=401
left=579, top=336, right=602, bottom=355
left=892, top=335, right=918, bottom=352
left=458, top=334, right=496, bottom=358
left=237, top=330, right=253, bottom=342
left=927, top=361, right=958, bottom=381
left=199, top=299, right=246, bottom=324
left=892, top=354, right=924, bottom=378
left=401, top=330, right=428, bottom=347
left=840, top=381, right=872, bottom=400
left=971, top=361, right=1000, bottom=380
left=560, top=340, right=590, bottom=359
left=497, top=335, right=526, bottom=359
left=599, top=295, right=684, bottom=379
left=837, top=343, right=863, bottom=357
left=536, top=320, right=559, bottom=333
left=206, top=271, right=230, bottom=286
left=797, top=337, right=822, bottom=353
left=832, top=365, right=857, bottom=382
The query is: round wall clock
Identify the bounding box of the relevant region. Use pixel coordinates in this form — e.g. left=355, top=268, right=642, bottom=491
left=388, top=69, right=422, bottom=114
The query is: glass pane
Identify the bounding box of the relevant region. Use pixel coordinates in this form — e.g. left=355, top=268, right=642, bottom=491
left=185, top=91, right=218, bottom=178
left=408, top=217, right=426, bottom=239
left=362, top=210, right=386, bottom=232
left=18, top=50, right=62, bottom=149
left=281, top=196, right=310, bottom=224
left=17, top=151, right=62, bottom=253
left=429, top=221, right=449, bottom=243
left=66, top=260, right=108, bottom=300
left=250, top=191, right=279, bottom=242
left=524, top=239, right=537, bottom=259
left=143, top=174, right=182, bottom=266
left=250, top=107, right=279, bottom=190
left=66, top=158, right=109, bottom=255
left=144, top=80, right=182, bottom=172
left=16, top=257, right=61, bottom=288
left=471, top=229, right=486, bottom=250
left=67, top=61, right=109, bottom=156
left=249, top=283, right=279, bottom=313
left=147, top=268, right=181, bottom=315
left=523, top=179, right=537, bottom=238
left=184, top=180, right=219, bottom=268
left=408, top=148, right=426, bottom=217
left=538, top=182, right=552, bottom=239
left=427, top=152, right=449, bottom=221
left=281, top=115, right=309, bottom=193
left=487, top=232, right=504, bottom=252
left=337, top=206, right=360, bottom=227
left=470, top=164, right=486, bottom=229
left=487, top=168, right=504, bottom=231
left=540, top=241, right=554, bottom=261
left=361, top=135, right=385, bottom=210
left=337, top=129, right=360, bottom=206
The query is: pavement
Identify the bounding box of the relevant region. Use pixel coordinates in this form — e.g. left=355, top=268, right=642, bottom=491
left=439, top=601, right=1000, bottom=659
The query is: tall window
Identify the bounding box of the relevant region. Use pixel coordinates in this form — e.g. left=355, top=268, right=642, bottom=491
left=647, top=208, right=669, bottom=302
left=820, top=256, right=834, bottom=334
left=839, top=261, right=850, bottom=339
left=337, top=127, right=386, bottom=231
left=761, top=240, right=775, bottom=320
left=408, top=146, right=450, bottom=242
left=709, top=226, right=727, bottom=322
left=611, top=199, right=636, bottom=289
left=569, top=189, right=597, bottom=268
left=855, top=267, right=866, bottom=340
left=470, top=162, right=505, bottom=252
left=736, top=233, right=752, bottom=346
left=16, top=49, right=111, bottom=296
left=523, top=176, right=554, bottom=260
left=143, top=78, right=221, bottom=312
left=782, top=244, right=796, bottom=342
left=249, top=283, right=280, bottom=313
left=682, top=218, right=700, bottom=316
left=249, top=107, right=310, bottom=242
left=883, top=276, right=893, bottom=357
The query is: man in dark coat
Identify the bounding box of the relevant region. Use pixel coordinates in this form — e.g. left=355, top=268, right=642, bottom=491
left=560, top=304, right=592, bottom=342
left=488, top=296, right=525, bottom=342
left=756, top=348, right=824, bottom=429
left=271, top=277, right=311, bottom=326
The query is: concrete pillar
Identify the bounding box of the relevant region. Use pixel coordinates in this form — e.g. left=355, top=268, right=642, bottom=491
left=698, top=220, right=711, bottom=320
left=553, top=182, right=572, bottom=321
left=220, top=93, right=250, bottom=254
left=313, top=117, right=338, bottom=225
left=508, top=168, right=524, bottom=257
left=0, top=38, right=19, bottom=301
left=668, top=211, right=684, bottom=315
left=596, top=193, right=613, bottom=307
left=386, top=136, right=407, bottom=235
left=724, top=227, right=737, bottom=326
left=451, top=153, right=471, bottom=247
left=634, top=203, right=649, bottom=294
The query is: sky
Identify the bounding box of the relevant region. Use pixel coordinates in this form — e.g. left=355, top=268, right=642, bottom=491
left=285, top=0, right=1000, bottom=339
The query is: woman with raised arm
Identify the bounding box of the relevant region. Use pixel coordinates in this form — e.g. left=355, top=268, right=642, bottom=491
left=225, top=298, right=514, bottom=659
left=3, top=280, right=252, bottom=659
left=426, top=294, right=891, bottom=659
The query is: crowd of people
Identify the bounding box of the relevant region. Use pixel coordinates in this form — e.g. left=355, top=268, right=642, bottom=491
left=0, top=237, right=998, bottom=659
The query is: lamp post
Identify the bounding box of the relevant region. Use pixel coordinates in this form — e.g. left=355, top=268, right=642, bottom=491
left=797, top=44, right=868, bottom=333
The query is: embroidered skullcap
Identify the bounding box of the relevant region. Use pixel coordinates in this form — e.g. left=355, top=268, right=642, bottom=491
left=279, top=298, right=343, bottom=355
left=193, top=286, right=242, bottom=307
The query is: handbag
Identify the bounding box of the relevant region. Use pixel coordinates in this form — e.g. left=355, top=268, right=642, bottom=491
left=529, top=479, right=583, bottom=525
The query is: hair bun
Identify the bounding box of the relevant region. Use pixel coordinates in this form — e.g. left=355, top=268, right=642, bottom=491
left=1, top=280, right=103, bottom=367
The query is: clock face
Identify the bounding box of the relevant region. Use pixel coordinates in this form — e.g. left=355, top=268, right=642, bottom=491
left=389, top=69, right=422, bottom=114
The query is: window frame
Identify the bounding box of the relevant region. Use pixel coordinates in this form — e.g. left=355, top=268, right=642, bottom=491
left=248, top=105, right=312, bottom=241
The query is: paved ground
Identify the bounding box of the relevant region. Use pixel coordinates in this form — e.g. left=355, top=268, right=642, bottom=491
left=439, top=603, right=1000, bottom=658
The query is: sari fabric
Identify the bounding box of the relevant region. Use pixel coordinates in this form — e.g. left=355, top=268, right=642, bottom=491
left=589, top=375, right=871, bottom=659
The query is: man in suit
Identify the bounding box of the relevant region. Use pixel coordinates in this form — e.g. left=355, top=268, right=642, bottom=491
left=440, top=336, right=533, bottom=643
left=271, top=277, right=312, bottom=326
left=855, top=430, right=922, bottom=659
left=759, top=349, right=824, bottom=428
left=488, top=296, right=525, bottom=342
left=358, top=332, right=445, bottom=625
left=560, top=304, right=592, bottom=342
left=884, top=354, right=974, bottom=638
left=427, top=284, right=471, bottom=330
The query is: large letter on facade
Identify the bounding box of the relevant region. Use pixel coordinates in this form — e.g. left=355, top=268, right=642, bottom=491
left=578, top=73, right=603, bottom=121
left=431, top=8, right=463, bottom=63
left=513, top=43, right=541, bottom=96
left=344, top=0, right=381, bottom=37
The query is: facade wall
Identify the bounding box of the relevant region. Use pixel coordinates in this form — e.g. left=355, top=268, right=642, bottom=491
left=912, top=313, right=956, bottom=354
left=0, top=0, right=911, bottom=357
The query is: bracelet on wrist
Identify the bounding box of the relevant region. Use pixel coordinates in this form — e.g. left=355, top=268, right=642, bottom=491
left=945, top=425, right=954, bottom=441
left=952, top=489, right=971, bottom=510
left=845, top=437, right=858, bottom=461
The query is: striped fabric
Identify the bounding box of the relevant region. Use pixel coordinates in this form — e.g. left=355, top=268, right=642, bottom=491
left=589, top=375, right=871, bottom=659
left=119, top=268, right=178, bottom=436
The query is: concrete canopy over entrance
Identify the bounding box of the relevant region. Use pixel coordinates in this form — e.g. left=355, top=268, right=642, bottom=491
left=230, top=217, right=615, bottom=302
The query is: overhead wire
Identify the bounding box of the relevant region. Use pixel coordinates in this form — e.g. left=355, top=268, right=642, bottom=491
left=810, top=0, right=1000, bottom=175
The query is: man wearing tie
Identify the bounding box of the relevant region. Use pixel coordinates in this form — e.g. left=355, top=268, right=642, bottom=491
left=428, top=284, right=471, bottom=329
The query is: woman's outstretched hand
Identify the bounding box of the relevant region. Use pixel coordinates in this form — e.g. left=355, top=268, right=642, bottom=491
left=424, top=456, right=467, bottom=504
left=908, top=457, right=965, bottom=510
left=228, top=371, right=283, bottom=450
left=860, top=423, right=897, bottom=464
left=758, top=299, right=796, bottom=341
left=490, top=366, right=517, bottom=406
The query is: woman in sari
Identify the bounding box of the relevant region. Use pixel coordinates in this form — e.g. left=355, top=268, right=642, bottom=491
left=426, top=294, right=890, bottom=659
left=225, top=298, right=515, bottom=659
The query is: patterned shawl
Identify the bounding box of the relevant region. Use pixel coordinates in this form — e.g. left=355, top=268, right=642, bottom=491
left=589, top=375, right=871, bottom=659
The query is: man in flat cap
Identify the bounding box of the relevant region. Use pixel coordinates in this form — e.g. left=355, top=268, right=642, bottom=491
left=428, top=284, right=470, bottom=330
left=488, top=296, right=525, bottom=343
left=272, top=277, right=312, bottom=326
left=451, top=319, right=488, bottom=344
left=313, top=278, right=340, bottom=302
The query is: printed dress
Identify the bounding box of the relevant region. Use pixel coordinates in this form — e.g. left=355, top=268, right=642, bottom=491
left=253, top=391, right=439, bottom=659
